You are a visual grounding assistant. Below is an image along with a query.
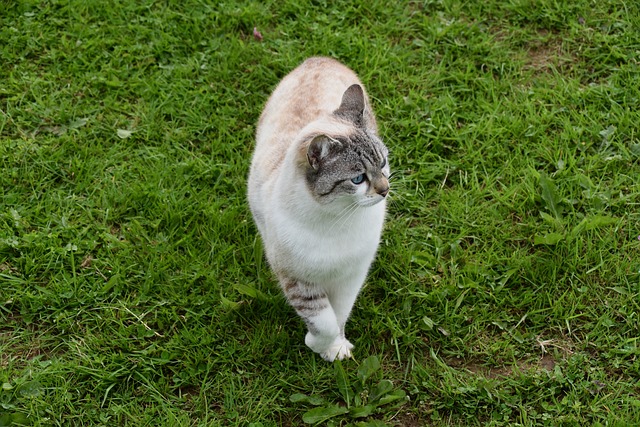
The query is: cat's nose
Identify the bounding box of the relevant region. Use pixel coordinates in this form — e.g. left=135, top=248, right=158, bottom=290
left=373, top=177, right=389, bottom=198
left=377, top=185, right=389, bottom=198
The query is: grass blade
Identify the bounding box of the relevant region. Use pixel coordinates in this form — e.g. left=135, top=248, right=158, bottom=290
left=334, top=359, right=353, bottom=408
left=539, top=172, right=563, bottom=219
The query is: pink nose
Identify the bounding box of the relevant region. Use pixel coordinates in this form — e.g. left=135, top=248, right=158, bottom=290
left=377, top=186, right=389, bottom=197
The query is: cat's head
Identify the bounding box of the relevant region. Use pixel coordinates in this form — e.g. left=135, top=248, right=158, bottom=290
left=302, top=84, right=390, bottom=207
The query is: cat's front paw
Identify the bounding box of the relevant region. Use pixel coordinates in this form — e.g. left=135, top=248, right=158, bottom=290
left=319, top=337, right=354, bottom=362
left=305, top=332, right=353, bottom=361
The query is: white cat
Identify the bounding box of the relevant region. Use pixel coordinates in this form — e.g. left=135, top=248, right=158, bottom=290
left=248, top=57, right=389, bottom=361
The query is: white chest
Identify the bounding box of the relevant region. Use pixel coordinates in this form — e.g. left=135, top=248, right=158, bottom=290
left=265, top=201, right=385, bottom=284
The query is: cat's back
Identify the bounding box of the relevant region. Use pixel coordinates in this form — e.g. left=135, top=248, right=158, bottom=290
left=253, top=58, right=371, bottom=162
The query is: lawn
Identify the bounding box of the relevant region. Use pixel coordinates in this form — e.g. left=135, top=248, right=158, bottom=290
left=1, top=0, right=639, bottom=425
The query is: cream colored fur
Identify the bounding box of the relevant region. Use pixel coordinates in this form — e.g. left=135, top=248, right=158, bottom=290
left=248, top=57, right=388, bottom=361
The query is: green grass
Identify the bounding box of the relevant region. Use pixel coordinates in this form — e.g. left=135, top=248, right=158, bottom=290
left=1, top=0, right=639, bottom=425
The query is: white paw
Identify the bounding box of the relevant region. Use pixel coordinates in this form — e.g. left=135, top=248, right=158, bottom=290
left=319, top=337, right=354, bottom=362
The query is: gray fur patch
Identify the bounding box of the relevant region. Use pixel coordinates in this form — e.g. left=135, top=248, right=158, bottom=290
left=305, top=129, right=388, bottom=203
left=283, top=279, right=330, bottom=318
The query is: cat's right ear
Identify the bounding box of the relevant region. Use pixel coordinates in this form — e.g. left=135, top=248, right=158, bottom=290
left=307, top=135, right=340, bottom=170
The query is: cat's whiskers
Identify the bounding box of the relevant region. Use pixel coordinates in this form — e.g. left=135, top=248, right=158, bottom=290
left=329, top=200, right=360, bottom=232
left=383, top=169, right=409, bottom=214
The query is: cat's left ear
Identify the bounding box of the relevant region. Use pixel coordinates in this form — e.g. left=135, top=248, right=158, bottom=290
left=307, top=135, right=341, bottom=170
left=334, top=84, right=365, bottom=123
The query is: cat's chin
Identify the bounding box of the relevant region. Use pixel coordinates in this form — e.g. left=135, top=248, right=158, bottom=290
left=356, top=197, right=386, bottom=208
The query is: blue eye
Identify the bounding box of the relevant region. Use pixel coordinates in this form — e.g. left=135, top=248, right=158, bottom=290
left=351, top=174, right=366, bottom=185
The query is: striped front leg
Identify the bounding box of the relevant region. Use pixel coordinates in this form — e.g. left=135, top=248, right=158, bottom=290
left=281, top=278, right=353, bottom=361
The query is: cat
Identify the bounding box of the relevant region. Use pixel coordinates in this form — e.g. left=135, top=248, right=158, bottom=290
left=247, top=57, right=389, bottom=361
